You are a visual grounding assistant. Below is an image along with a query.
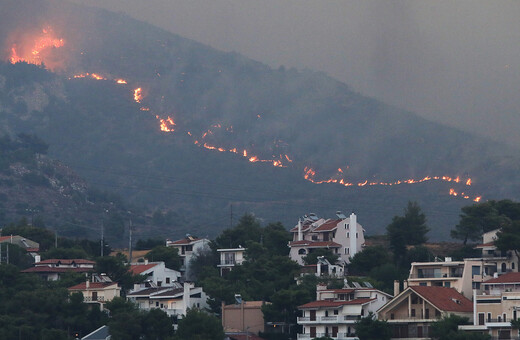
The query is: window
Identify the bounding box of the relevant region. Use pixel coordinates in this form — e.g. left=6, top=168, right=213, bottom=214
left=346, top=223, right=349, bottom=230
left=444, top=282, right=451, bottom=288
left=487, top=313, right=491, bottom=322
left=347, top=232, right=350, bottom=238
left=411, top=309, right=416, bottom=317
left=298, top=249, right=307, bottom=255
left=390, top=313, right=395, bottom=320
left=356, top=232, right=358, bottom=238
left=334, top=309, right=338, bottom=315
left=166, top=277, right=170, bottom=284
left=472, top=265, right=480, bottom=277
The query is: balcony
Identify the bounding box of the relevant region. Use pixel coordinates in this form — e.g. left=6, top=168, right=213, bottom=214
left=84, top=296, right=105, bottom=302
left=297, top=333, right=359, bottom=340
left=409, top=272, right=462, bottom=279
left=297, top=315, right=341, bottom=323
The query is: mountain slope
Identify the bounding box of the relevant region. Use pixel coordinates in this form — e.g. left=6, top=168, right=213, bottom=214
left=0, top=0, right=519, bottom=240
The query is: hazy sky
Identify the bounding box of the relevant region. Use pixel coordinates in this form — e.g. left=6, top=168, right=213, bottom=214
left=71, top=0, right=520, bottom=147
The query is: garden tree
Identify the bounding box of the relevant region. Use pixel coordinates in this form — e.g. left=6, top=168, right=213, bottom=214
left=141, top=308, right=175, bottom=340
left=495, top=220, right=520, bottom=258
left=135, top=238, right=165, bottom=250
left=96, top=254, right=143, bottom=293
left=354, top=312, right=391, bottom=340
left=405, top=245, right=434, bottom=264
left=450, top=200, right=519, bottom=245
left=214, top=213, right=262, bottom=249
left=302, top=248, right=340, bottom=265
left=188, top=246, right=219, bottom=281
left=348, top=246, right=392, bottom=275
left=0, top=243, right=34, bottom=269
left=174, top=308, right=225, bottom=340
left=430, top=314, right=490, bottom=340
left=144, top=245, right=183, bottom=271
left=1, top=219, right=56, bottom=251
left=369, top=263, right=408, bottom=294
left=42, top=246, right=89, bottom=260
left=387, top=201, right=429, bottom=263
left=262, top=222, right=292, bottom=256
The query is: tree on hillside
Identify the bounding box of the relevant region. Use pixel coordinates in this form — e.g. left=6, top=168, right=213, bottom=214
left=495, top=221, right=520, bottom=258
left=144, top=245, right=183, bottom=271
left=174, top=308, right=225, bottom=340
left=450, top=201, right=516, bottom=245
left=348, top=246, right=392, bottom=275
left=386, top=201, right=429, bottom=262
left=302, top=248, right=339, bottom=265
left=355, top=312, right=391, bottom=340
left=214, top=213, right=262, bottom=249
left=430, top=314, right=489, bottom=340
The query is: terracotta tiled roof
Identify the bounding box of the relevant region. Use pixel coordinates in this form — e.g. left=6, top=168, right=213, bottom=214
left=288, top=240, right=341, bottom=248
left=409, top=286, right=472, bottom=313
left=314, top=219, right=341, bottom=232
left=483, top=272, right=520, bottom=284
left=321, top=289, right=356, bottom=294
left=299, top=298, right=375, bottom=309
left=289, top=225, right=312, bottom=233
left=36, top=259, right=95, bottom=265
left=21, top=267, right=94, bottom=274
left=167, top=237, right=201, bottom=245
left=129, top=263, right=158, bottom=275
left=228, top=334, right=266, bottom=340
left=0, top=236, right=12, bottom=242
left=151, top=288, right=184, bottom=297
left=68, top=282, right=118, bottom=290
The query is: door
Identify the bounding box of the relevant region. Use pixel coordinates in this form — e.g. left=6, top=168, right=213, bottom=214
left=332, top=327, right=338, bottom=337
left=417, top=326, right=423, bottom=337
left=479, top=313, right=485, bottom=325
left=310, top=327, right=316, bottom=338
left=310, top=310, right=316, bottom=321
left=92, top=291, right=98, bottom=301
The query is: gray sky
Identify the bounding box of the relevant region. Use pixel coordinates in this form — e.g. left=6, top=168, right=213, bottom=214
left=71, top=0, right=520, bottom=147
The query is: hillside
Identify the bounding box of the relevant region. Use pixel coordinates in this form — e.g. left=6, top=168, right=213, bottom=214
left=0, top=0, right=519, bottom=240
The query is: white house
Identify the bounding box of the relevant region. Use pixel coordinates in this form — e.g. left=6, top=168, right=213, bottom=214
left=21, top=258, right=95, bottom=281
left=68, top=274, right=121, bottom=311
left=217, top=247, right=246, bottom=276
left=289, top=212, right=365, bottom=266
left=297, top=283, right=391, bottom=339
left=166, top=236, right=210, bottom=275
left=127, top=281, right=208, bottom=327
left=129, top=261, right=181, bottom=287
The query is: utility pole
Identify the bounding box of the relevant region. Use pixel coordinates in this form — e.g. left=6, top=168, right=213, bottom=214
left=55, top=230, right=58, bottom=248
left=6, top=243, right=9, bottom=265
left=230, top=204, right=233, bottom=228
left=101, top=219, right=104, bottom=257
left=0, top=242, right=2, bottom=264
left=128, top=217, right=133, bottom=264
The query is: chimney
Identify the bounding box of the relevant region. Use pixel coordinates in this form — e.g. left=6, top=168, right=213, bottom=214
left=297, top=218, right=303, bottom=241
left=86, top=280, right=90, bottom=289
left=394, top=280, right=400, bottom=296
left=144, top=259, right=148, bottom=265
left=349, top=213, right=357, bottom=256
left=34, top=255, right=41, bottom=263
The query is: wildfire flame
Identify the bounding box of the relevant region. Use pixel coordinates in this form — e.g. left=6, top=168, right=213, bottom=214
left=134, top=88, right=143, bottom=103
left=9, top=27, right=65, bottom=70
left=159, top=116, right=175, bottom=132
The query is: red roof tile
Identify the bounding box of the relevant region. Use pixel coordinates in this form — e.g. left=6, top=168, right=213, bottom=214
left=167, top=237, right=202, bottom=245
left=475, top=242, right=495, bottom=248
left=289, top=225, right=312, bottom=233
left=228, top=334, right=266, bottom=340
left=314, top=219, right=341, bottom=232
left=484, top=272, right=520, bottom=284
left=299, top=298, right=375, bottom=309
left=68, top=282, right=118, bottom=290
left=129, top=263, right=158, bottom=275
left=409, top=286, right=472, bottom=313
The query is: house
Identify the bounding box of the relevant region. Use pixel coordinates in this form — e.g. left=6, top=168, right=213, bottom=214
left=127, top=281, right=208, bottom=325
left=297, top=283, right=391, bottom=339
left=0, top=235, right=39, bottom=259
left=21, top=258, right=95, bottom=281
left=377, top=286, right=473, bottom=339
left=404, top=229, right=519, bottom=299
left=459, top=272, right=520, bottom=339
left=129, top=260, right=181, bottom=287
left=222, top=299, right=267, bottom=335
left=298, top=257, right=345, bottom=279
left=81, top=325, right=110, bottom=340
left=217, top=247, right=246, bottom=276
left=68, top=274, right=120, bottom=311
left=166, top=236, right=210, bottom=275
left=288, top=212, right=365, bottom=266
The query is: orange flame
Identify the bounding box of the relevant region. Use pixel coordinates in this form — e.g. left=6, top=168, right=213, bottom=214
left=9, top=27, right=65, bottom=70
left=116, top=79, right=128, bottom=84
left=134, top=88, right=143, bottom=103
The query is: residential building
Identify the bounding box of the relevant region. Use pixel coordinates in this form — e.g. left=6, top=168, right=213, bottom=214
left=288, top=212, right=365, bottom=266
left=298, top=257, right=345, bottom=279
left=459, top=272, right=520, bottom=339
left=166, top=235, right=210, bottom=275
left=21, top=258, right=95, bottom=281
left=218, top=247, right=246, bottom=276
left=222, top=300, right=267, bottom=335
left=297, top=283, right=391, bottom=339
left=81, top=325, right=110, bottom=340
left=0, top=235, right=39, bottom=253
left=474, top=228, right=518, bottom=274
left=127, top=281, right=208, bottom=323
left=129, top=260, right=181, bottom=287
left=377, top=286, right=473, bottom=339
left=68, top=274, right=121, bottom=310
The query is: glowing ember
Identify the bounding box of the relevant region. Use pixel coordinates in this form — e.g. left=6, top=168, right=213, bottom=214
left=159, top=116, right=175, bottom=132
left=9, top=27, right=65, bottom=69
left=466, top=178, right=472, bottom=186
left=116, top=79, right=128, bottom=84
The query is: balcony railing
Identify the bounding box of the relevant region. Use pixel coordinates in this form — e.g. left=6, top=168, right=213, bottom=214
left=409, top=273, right=463, bottom=279
left=84, top=296, right=105, bottom=302
left=297, top=333, right=359, bottom=340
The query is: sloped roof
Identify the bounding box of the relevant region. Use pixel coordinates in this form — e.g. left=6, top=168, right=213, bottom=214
left=127, top=287, right=172, bottom=297
left=68, top=282, right=119, bottom=290
left=167, top=237, right=203, bottom=245
left=409, top=286, right=472, bottom=313
left=314, top=219, right=341, bottom=232
left=129, top=263, right=158, bottom=275
left=299, top=298, right=375, bottom=309
left=475, top=242, right=495, bottom=248
left=288, top=240, right=341, bottom=248
left=36, top=259, right=95, bottom=265
left=21, top=266, right=94, bottom=274
left=483, top=272, right=520, bottom=284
